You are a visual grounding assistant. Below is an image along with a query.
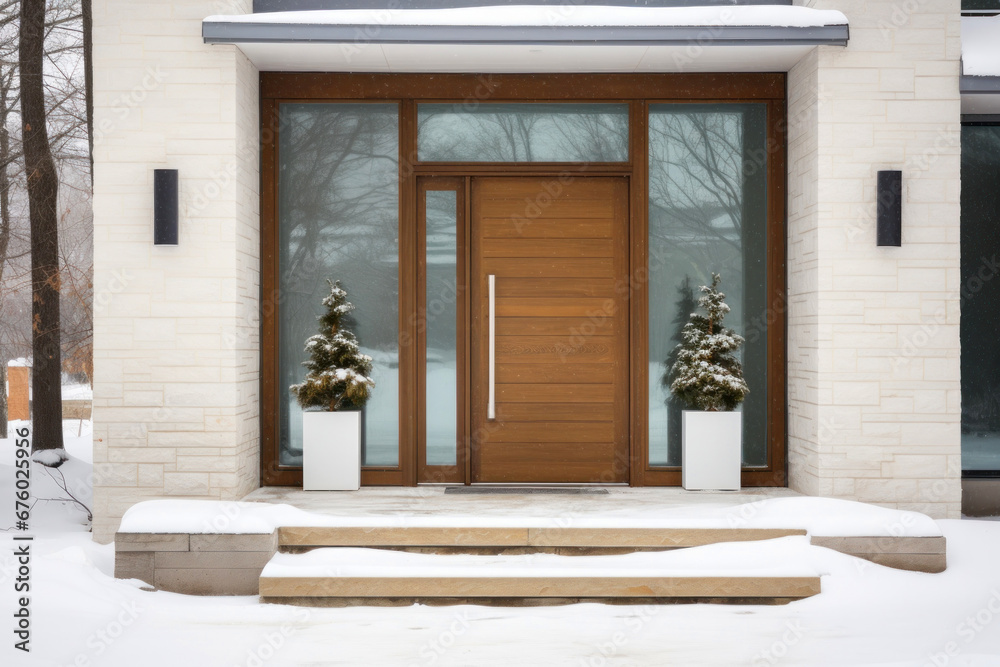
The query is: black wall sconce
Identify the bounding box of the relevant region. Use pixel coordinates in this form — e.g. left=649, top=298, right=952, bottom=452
left=153, top=169, right=178, bottom=246
left=876, top=170, right=902, bottom=247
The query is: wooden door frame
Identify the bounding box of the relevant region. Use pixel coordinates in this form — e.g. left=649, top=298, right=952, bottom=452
left=259, top=73, right=787, bottom=488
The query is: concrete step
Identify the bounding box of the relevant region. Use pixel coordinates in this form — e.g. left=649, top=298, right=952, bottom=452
left=259, top=540, right=822, bottom=605
left=277, top=525, right=808, bottom=553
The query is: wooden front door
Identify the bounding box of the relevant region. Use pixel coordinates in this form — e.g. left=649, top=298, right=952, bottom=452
left=470, top=177, right=630, bottom=483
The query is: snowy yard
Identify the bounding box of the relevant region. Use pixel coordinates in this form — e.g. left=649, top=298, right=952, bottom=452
left=2, top=423, right=1000, bottom=666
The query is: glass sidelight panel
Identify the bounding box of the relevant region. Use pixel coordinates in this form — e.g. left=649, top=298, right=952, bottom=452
left=277, top=103, right=400, bottom=467
left=424, top=190, right=459, bottom=466
left=961, top=124, right=1000, bottom=472
left=647, top=104, right=769, bottom=468
left=418, top=103, right=629, bottom=162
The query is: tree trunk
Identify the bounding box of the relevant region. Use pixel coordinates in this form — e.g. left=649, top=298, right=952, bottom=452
left=0, top=363, right=7, bottom=439
left=19, top=0, right=65, bottom=458
left=82, top=0, right=94, bottom=186
left=0, top=53, right=12, bottom=443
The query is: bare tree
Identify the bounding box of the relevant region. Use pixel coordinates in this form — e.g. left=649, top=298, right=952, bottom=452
left=20, top=0, right=66, bottom=461
left=0, top=0, right=21, bottom=440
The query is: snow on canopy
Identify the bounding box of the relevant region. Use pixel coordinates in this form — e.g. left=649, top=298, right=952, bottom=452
left=205, top=5, right=849, bottom=29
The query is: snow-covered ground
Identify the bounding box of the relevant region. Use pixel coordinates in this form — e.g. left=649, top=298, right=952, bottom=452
left=3, top=418, right=1000, bottom=665
left=0, top=520, right=999, bottom=665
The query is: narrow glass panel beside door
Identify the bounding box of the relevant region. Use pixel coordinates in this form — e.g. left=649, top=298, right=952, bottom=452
left=425, top=190, right=459, bottom=466
left=277, top=103, right=400, bottom=468
left=647, top=104, right=769, bottom=468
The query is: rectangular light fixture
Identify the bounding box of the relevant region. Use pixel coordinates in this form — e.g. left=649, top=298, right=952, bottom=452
left=876, top=170, right=902, bottom=247
left=153, top=169, right=178, bottom=246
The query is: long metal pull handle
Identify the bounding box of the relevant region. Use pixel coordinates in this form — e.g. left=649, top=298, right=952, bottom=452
left=488, top=274, right=496, bottom=420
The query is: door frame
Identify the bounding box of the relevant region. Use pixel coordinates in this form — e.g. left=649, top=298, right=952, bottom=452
left=259, top=73, right=787, bottom=488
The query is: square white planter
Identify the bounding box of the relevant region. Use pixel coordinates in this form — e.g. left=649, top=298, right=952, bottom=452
left=681, top=410, right=742, bottom=491
left=302, top=411, right=361, bottom=491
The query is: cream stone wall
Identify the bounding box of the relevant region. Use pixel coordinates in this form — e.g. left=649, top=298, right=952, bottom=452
left=787, top=0, right=963, bottom=518
left=90, top=0, right=966, bottom=538
left=91, top=0, right=260, bottom=541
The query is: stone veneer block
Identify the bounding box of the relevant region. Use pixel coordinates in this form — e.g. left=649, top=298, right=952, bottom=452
left=115, top=533, right=190, bottom=552
left=155, top=568, right=262, bottom=596
left=114, top=551, right=154, bottom=585
left=190, top=532, right=278, bottom=552
left=154, top=550, right=274, bottom=570
left=811, top=536, right=946, bottom=573
left=810, top=536, right=946, bottom=554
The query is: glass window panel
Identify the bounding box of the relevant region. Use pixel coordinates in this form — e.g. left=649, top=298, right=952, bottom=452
left=647, top=104, right=769, bottom=467
left=277, top=103, right=400, bottom=467
left=425, top=190, right=459, bottom=466
left=961, top=124, right=1000, bottom=472
left=418, top=103, right=629, bottom=162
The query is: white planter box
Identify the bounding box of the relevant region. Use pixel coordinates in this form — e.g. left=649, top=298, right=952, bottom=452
left=682, top=410, right=742, bottom=491
left=302, top=411, right=361, bottom=491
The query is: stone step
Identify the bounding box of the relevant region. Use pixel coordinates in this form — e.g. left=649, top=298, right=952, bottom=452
left=277, top=525, right=808, bottom=551
left=259, top=541, right=822, bottom=605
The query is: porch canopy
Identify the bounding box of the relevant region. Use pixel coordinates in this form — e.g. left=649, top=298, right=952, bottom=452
left=202, top=0, right=849, bottom=73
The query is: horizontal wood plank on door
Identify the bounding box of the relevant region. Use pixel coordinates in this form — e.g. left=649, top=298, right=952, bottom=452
left=496, top=316, right=614, bottom=336
left=496, top=383, right=613, bottom=403
left=480, top=422, right=615, bottom=443
left=480, top=218, right=614, bottom=239
left=496, top=363, right=614, bottom=384
left=477, top=180, right=616, bottom=200
left=496, top=335, right=615, bottom=364
left=483, top=239, right=613, bottom=259
left=495, top=402, right=615, bottom=422
left=496, top=297, right=617, bottom=317
left=478, top=443, right=624, bottom=483
left=483, top=258, right=613, bottom=278
left=497, top=277, right=615, bottom=298
left=477, top=199, right=615, bottom=219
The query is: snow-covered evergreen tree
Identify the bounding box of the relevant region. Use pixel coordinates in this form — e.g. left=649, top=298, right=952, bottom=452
left=667, top=273, right=749, bottom=412
left=290, top=281, right=375, bottom=411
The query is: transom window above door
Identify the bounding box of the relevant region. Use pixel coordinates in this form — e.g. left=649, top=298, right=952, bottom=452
left=417, top=103, right=630, bottom=163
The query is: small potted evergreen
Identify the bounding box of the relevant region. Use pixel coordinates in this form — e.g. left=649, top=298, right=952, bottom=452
left=666, top=273, right=749, bottom=491
left=290, top=280, right=375, bottom=490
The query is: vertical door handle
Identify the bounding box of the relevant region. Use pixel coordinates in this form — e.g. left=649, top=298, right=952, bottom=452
left=488, top=274, right=496, bottom=420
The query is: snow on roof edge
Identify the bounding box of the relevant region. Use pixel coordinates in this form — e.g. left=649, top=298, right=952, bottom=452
left=204, top=6, right=849, bottom=29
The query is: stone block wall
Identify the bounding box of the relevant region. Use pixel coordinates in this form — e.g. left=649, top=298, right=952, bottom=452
left=787, top=0, right=963, bottom=518
left=91, top=0, right=261, bottom=541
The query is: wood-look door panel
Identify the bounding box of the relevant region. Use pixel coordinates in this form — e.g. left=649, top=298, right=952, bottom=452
left=480, top=218, right=614, bottom=239
left=471, top=177, right=629, bottom=483
left=496, top=278, right=616, bottom=299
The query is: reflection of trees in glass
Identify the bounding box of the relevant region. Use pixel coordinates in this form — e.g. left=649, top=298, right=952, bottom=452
left=648, top=108, right=748, bottom=361
left=277, top=104, right=400, bottom=465
left=418, top=104, right=629, bottom=162
left=647, top=105, right=768, bottom=467
left=424, top=191, right=458, bottom=357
